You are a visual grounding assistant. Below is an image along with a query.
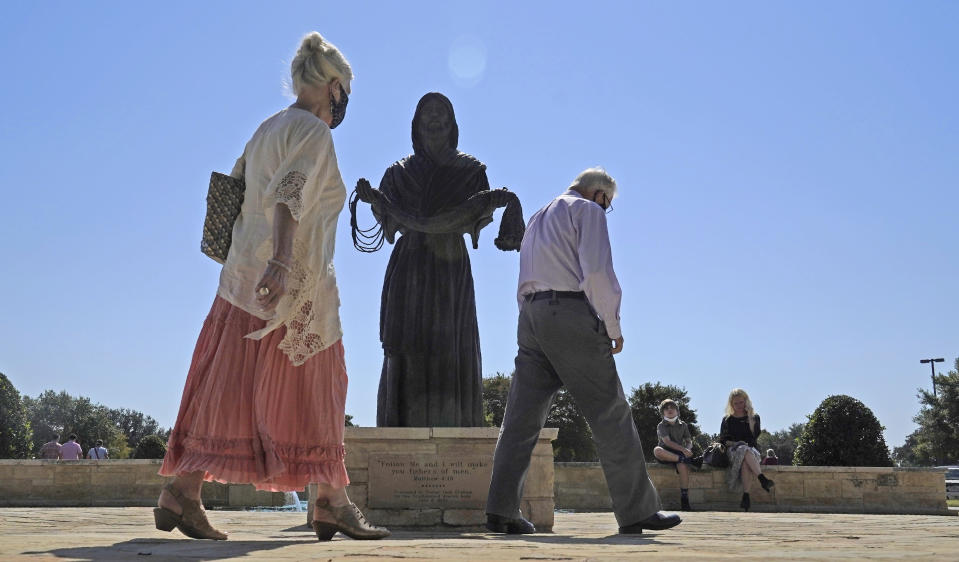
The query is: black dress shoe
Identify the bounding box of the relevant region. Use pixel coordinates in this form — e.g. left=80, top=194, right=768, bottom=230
left=486, top=513, right=535, bottom=534
left=618, top=512, right=682, bottom=534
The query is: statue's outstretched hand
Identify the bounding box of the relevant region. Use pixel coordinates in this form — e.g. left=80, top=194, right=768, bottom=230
left=355, top=178, right=382, bottom=205
left=491, top=187, right=524, bottom=252
left=489, top=187, right=514, bottom=208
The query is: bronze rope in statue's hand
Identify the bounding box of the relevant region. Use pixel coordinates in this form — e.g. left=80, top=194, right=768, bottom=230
left=350, top=178, right=386, bottom=253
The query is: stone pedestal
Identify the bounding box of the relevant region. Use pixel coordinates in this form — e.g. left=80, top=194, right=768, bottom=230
left=308, top=427, right=557, bottom=530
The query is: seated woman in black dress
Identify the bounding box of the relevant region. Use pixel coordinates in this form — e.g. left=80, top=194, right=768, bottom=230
left=718, top=388, right=775, bottom=511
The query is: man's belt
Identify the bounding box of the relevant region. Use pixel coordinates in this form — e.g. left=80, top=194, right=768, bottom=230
left=526, top=290, right=586, bottom=302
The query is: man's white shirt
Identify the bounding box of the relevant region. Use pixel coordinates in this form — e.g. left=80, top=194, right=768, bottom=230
left=517, top=189, right=622, bottom=339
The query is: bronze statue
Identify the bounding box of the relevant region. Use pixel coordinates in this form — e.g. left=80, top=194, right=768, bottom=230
left=352, top=92, right=524, bottom=427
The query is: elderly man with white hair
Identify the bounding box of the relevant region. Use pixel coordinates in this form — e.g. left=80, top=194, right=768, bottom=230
left=485, top=168, right=681, bottom=535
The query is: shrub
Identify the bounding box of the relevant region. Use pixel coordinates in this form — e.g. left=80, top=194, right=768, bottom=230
left=793, top=395, right=892, bottom=466
left=546, top=388, right=596, bottom=462
left=133, top=434, right=168, bottom=459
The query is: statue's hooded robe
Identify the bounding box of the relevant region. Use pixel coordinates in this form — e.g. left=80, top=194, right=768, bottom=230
left=376, top=93, right=488, bottom=427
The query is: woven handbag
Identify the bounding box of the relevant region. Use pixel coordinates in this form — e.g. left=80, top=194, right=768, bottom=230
left=201, top=171, right=245, bottom=264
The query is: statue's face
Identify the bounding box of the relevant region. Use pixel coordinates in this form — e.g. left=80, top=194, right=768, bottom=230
left=416, top=98, right=453, bottom=146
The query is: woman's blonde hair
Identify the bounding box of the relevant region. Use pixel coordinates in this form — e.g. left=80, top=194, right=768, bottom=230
left=291, top=32, right=353, bottom=95
left=724, top=388, right=757, bottom=433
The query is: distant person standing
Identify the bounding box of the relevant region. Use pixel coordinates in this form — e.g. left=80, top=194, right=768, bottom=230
left=761, top=449, right=779, bottom=466
left=87, top=439, right=109, bottom=460
left=39, top=434, right=62, bottom=460
left=60, top=434, right=83, bottom=461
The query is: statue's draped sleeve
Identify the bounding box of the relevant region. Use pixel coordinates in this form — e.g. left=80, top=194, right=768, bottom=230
left=375, top=154, right=523, bottom=250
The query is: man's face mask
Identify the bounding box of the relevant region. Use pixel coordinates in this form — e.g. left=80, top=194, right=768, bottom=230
left=592, top=190, right=613, bottom=214
left=329, top=83, right=349, bottom=129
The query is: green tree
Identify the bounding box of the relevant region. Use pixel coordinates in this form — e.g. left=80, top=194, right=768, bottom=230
left=108, top=408, right=167, bottom=450
left=345, top=414, right=355, bottom=427
left=756, top=422, right=805, bottom=465
left=21, top=390, right=71, bottom=452
left=482, top=372, right=597, bottom=461
left=897, top=358, right=959, bottom=466
left=892, top=430, right=923, bottom=467
left=793, top=395, right=892, bottom=466
left=693, top=432, right=718, bottom=454
left=546, top=389, right=597, bottom=461
left=627, top=382, right=702, bottom=461
left=482, top=373, right=512, bottom=427
left=0, top=373, right=33, bottom=459
left=133, top=434, right=168, bottom=459
left=23, top=390, right=129, bottom=459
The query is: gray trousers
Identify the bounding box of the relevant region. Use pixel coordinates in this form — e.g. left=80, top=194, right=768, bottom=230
left=486, top=294, right=661, bottom=526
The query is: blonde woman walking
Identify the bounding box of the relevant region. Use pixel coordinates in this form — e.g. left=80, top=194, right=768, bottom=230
left=718, top=388, right=775, bottom=511
left=155, top=32, right=388, bottom=542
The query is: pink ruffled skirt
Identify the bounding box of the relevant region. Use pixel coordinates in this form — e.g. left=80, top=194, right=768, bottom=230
left=159, top=296, right=349, bottom=492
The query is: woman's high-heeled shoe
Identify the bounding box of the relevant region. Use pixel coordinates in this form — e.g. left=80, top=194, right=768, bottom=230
left=740, top=492, right=751, bottom=511
left=311, top=499, right=390, bottom=541
left=154, top=483, right=228, bottom=540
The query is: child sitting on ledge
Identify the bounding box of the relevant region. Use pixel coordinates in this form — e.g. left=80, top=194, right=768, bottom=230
left=653, top=399, right=703, bottom=511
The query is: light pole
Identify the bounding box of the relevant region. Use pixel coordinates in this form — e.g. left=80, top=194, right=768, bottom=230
left=920, top=358, right=945, bottom=396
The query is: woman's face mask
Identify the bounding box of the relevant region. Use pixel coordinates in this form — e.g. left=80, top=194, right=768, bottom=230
left=664, top=415, right=679, bottom=423
left=329, top=83, right=349, bottom=129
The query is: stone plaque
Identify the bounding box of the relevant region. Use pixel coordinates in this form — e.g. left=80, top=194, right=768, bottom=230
left=368, top=454, right=492, bottom=508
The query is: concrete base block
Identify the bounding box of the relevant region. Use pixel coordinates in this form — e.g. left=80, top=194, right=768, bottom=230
left=366, top=508, right=442, bottom=526
left=443, top=509, right=486, bottom=526
left=309, top=427, right=557, bottom=530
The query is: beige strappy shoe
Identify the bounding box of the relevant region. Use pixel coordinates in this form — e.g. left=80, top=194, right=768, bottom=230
left=153, top=483, right=228, bottom=540
left=311, top=499, right=390, bottom=540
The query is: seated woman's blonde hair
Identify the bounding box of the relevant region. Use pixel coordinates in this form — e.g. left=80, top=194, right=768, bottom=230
left=724, top=388, right=757, bottom=433
left=291, top=32, right=354, bottom=95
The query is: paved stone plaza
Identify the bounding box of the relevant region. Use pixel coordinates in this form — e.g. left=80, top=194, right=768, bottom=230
left=0, top=508, right=956, bottom=560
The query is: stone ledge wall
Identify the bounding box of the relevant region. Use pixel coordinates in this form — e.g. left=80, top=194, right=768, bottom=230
left=0, top=459, right=288, bottom=508
left=4, top=458, right=949, bottom=517
left=555, top=463, right=952, bottom=515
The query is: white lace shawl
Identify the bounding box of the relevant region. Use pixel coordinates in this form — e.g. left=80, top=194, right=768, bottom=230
left=217, top=108, right=345, bottom=365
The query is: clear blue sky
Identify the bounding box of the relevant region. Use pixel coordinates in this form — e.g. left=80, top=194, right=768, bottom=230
left=1, top=1, right=956, bottom=450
